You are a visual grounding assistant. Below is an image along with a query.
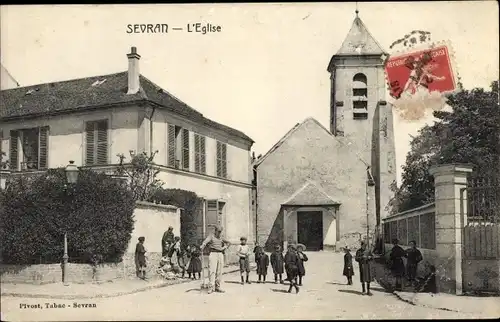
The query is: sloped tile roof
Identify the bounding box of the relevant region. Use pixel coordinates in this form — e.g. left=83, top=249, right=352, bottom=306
left=335, top=16, right=385, bottom=56
left=282, top=181, right=340, bottom=206
left=0, top=72, right=253, bottom=143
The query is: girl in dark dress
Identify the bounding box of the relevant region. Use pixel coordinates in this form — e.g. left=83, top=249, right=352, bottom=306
left=343, top=247, right=354, bottom=285
left=187, top=245, right=202, bottom=279
left=284, top=244, right=300, bottom=293
left=135, top=236, right=147, bottom=280
left=296, top=244, right=308, bottom=286
left=256, top=248, right=269, bottom=283
left=270, top=245, right=285, bottom=284
left=390, top=238, right=406, bottom=291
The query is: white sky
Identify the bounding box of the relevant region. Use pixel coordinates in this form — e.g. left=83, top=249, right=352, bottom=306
left=1, top=2, right=498, bottom=184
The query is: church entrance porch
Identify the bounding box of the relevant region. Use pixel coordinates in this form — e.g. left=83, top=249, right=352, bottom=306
left=297, top=211, right=323, bottom=251
left=282, top=205, right=339, bottom=252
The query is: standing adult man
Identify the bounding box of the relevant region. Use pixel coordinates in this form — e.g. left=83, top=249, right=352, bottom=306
left=161, top=226, right=175, bottom=257
left=355, top=241, right=373, bottom=295
left=200, top=225, right=231, bottom=294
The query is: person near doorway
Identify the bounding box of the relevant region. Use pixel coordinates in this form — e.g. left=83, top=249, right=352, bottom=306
left=355, top=241, right=373, bottom=295
left=256, top=248, right=269, bottom=283
left=284, top=244, right=300, bottom=294
left=237, top=237, right=252, bottom=285
left=135, top=236, right=147, bottom=280
left=343, top=247, right=354, bottom=285
left=161, top=226, right=174, bottom=257
left=389, top=238, right=406, bottom=291
left=200, top=225, right=230, bottom=294
left=187, top=245, right=202, bottom=280
left=296, top=244, right=308, bottom=286
left=270, top=244, right=285, bottom=284
left=405, top=240, right=423, bottom=287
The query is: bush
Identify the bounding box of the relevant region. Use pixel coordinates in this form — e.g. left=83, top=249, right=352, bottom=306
left=0, top=168, right=135, bottom=265
left=149, top=188, right=203, bottom=248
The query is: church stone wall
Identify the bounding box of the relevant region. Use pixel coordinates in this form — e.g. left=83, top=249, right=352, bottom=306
left=255, top=119, right=376, bottom=250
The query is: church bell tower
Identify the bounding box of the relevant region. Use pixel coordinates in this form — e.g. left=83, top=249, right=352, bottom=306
left=327, top=10, right=397, bottom=230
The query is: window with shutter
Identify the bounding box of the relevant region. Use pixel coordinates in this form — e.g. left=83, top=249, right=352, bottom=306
left=194, top=134, right=200, bottom=172
left=194, top=134, right=206, bottom=174
left=38, top=126, right=49, bottom=169
left=9, top=130, right=19, bottom=170
left=182, top=128, right=189, bottom=170
left=167, top=124, right=176, bottom=167
left=85, top=120, right=108, bottom=165
left=96, top=121, right=108, bottom=164
left=200, top=136, right=206, bottom=173
left=216, top=141, right=227, bottom=178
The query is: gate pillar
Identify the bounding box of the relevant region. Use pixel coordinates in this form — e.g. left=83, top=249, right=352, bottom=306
left=429, top=163, right=473, bottom=294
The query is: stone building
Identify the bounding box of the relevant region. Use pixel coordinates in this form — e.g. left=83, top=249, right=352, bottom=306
left=254, top=12, right=397, bottom=251
left=0, top=47, right=255, bottom=264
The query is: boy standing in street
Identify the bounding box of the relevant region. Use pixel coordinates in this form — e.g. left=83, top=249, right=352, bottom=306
left=237, top=237, right=252, bottom=285
left=405, top=240, right=423, bottom=287
left=256, top=248, right=269, bottom=283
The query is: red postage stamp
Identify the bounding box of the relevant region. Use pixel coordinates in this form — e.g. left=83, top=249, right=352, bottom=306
left=385, top=44, right=457, bottom=100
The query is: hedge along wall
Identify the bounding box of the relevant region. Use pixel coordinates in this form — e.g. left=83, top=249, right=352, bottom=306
left=149, top=188, right=203, bottom=250
left=0, top=168, right=135, bottom=265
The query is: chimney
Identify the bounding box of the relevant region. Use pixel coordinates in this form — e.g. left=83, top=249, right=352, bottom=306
left=127, top=46, right=141, bottom=94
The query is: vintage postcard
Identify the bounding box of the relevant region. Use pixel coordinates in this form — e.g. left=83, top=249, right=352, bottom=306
left=1, top=2, right=499, bottom=321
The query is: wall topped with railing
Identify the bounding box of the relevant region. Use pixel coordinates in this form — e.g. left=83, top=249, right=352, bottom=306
left=382, top=203, right=436, bottom=249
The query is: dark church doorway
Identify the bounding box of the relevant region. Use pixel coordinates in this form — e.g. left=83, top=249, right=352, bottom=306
left=297, top=211, right=323, bottom=251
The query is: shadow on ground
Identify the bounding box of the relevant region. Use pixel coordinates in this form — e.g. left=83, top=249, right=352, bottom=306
left=338, top=289, right=364, bottom=296
left=271, top=288, right=290, bottom=293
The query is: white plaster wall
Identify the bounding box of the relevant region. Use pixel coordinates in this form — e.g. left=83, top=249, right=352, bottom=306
left=127, top=203, right=181, bottom=253
left=0, top=106, right=139, bottom=168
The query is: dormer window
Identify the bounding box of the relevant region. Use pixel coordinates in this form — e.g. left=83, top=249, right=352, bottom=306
left=352, top=73, right=368, bottom=120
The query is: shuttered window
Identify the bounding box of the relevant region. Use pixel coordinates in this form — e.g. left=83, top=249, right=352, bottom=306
left=38, top=127, right=49, bottom=169
left=167, top=124, right=176, bottom=167
left=8, top=127, right=49, bottom=171
left=194, top=134, right=206, bottom=174
left=182, top=128, right=190, bottom=170
left=216, top=141, right=227, bottom=178
left=85, top=120, right=108, bottom=165
left=9, top=130, right=19, bottom=170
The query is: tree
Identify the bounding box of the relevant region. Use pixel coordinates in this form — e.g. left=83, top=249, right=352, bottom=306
left=115, top=150, right=163, bottom=201
left=389, top=80, right=500, bottom=214
left=149, top=188, right=202, bottom=248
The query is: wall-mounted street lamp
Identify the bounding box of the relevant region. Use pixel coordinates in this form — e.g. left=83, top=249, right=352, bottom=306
left=62, top=160, right=79, bottom=286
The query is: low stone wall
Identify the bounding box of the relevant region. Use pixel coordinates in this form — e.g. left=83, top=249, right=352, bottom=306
left=0, top=263, right=125, bottom=285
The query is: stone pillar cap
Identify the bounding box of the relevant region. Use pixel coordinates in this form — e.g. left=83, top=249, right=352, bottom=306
left=429, top=163, right=474, bottom=176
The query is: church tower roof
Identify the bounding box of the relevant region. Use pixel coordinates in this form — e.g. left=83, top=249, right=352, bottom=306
left=335, top=10, right=386, bottom=56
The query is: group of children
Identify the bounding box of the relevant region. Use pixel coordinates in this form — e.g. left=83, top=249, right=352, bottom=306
left=157, top=236, right=204, bottom=280
left=236, top=237, right=308, bottom=294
